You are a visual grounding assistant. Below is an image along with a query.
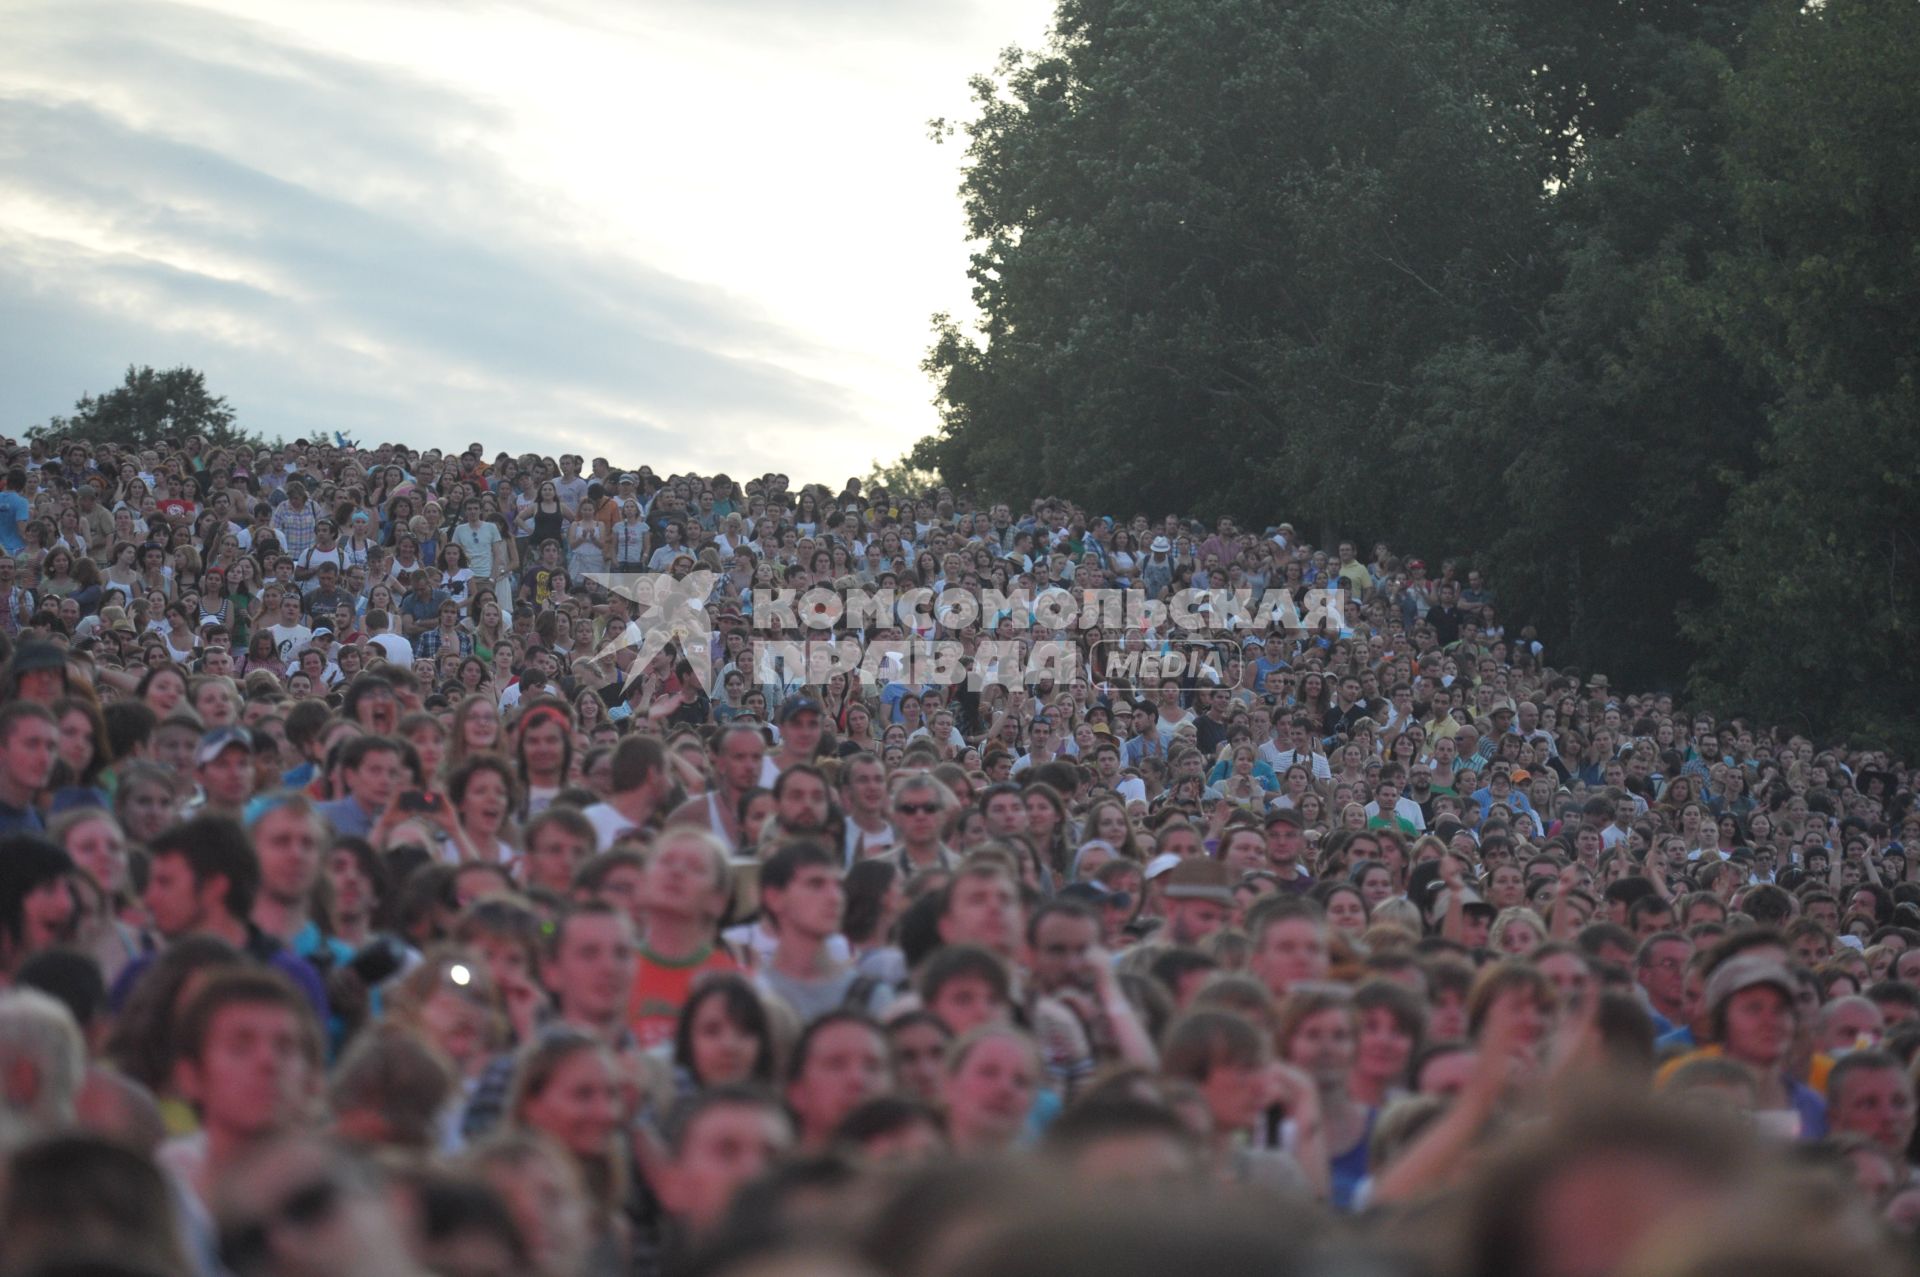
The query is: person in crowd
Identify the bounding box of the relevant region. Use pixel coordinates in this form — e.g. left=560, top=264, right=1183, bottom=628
left=0, top=433, right=1917, bottom=1277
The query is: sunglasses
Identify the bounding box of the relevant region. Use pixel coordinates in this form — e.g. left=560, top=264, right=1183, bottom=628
left=218, top=1175, right=344, bottom=1272
left=896, top=802, right=941, bottom=816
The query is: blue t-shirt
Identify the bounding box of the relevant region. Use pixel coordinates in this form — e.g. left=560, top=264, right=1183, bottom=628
left=0, top=490, right=29, bottom=554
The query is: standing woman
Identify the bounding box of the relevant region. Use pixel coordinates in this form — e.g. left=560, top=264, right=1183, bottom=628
left=38, top=548, right=80, bottom=601
left=238, top=630, right=279, bottom=677
left=448, top=756, right=520, bottom=865
left=470, top=594, right=508, bottom=665
left=1021, top=783, right=1073, bottom=882
left=50, top=807, right=146, bottom=983
left=447, top=695, right=505, bottom=775
left=568, top=485, right=609, bottom=584
left=528, top=480, right=567, bottom=566
left=105, top=541, right=143, bottom=596
left=610, top=497, right=649, bottom=573
left=438, top=542, right=475, bottom=607
left=507, top=1029, right=630, bottom=1272
left=941, top=1025, right=1042, bottom=1156
left=1277, top=984, right=1370, bottom=1212
left=51, top=695, right=111, bottom=810
left=160, top=603, right=198, bottom=665
left=114, top=762, right=182, bottom=848
left=1350, top=979, right=1425, bottom=1109
left=138, top=663, right=189, bottom=718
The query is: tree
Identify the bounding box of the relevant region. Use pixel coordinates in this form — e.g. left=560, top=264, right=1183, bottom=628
left=1408, top=36, right=1768, bottom=691
left=30, top=365, right=263, bottom=453
left=1681, top=0, right=1920, bottom=748
left=919, top=0, right=1554, bottom=528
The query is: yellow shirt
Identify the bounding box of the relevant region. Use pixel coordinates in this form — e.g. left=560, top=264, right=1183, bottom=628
left=1656, top=1044, right=1833, bottom=1096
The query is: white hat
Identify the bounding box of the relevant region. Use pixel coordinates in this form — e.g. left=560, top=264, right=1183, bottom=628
left=1150, top=536, right=1171, bottom=554
left=1145, top=852, right=1183, bottom=881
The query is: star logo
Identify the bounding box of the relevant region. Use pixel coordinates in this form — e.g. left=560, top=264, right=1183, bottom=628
left=585, top=570, right=717, bottom=694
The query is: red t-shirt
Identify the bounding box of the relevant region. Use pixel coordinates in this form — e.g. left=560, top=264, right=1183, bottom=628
left=628, top=943, right=737, bottom=1049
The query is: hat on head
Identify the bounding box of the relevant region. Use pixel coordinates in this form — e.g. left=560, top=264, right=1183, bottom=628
left=1150, top=536, right=1171, bottom=554
left=9, top=640, right=66, bottom=675
left=1433, top=818, right=1469, bottom=843
left=195, top=725, right=253, bottom=766
left=1703, top=955, right=1796, bottom=1020
left=1586, top=673, right=1610, bottom=689
left=778, top=696, right=824, bottom=724
left=1144, top=852, right=1183, bottom=881
left=1264, top=807, right=1304, bottom=829
left=1161, top=858, right=1233, bottom=904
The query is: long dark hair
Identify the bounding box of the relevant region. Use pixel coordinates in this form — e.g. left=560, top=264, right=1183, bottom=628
left=843, top=860, right=901, bottom=948
left=672, top=973, right=777, bottom=1087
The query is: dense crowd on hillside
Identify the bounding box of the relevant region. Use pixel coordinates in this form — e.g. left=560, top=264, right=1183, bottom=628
left=0, top=431, right=1914, bottom=1277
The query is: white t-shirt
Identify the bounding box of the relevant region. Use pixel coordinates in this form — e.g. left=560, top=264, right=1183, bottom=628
left=453, top=522, right=503, bottom=578
left=269, top=623, right=313, bottom=662
left=582, top=801, right=639, bottom=850
left=369, top=632, right=415, bottom=666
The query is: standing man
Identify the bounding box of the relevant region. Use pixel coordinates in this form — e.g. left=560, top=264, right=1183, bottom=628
left=628, top=828, right=736, bottom=1049
left=0, top=703, right=57, bottom=834
left=757, top=841, right=885, bottom=1023
left=315, top=736, right=405, bottom=840
left=191, top=727, right=257, bottom=821
left=1262, top=808, right=1316, bottom=894
left=668, top=724, right=765, bottom=852
left=164, top=970, right=325, bottom=1207
left=453, top=499, right=508, bottom=616
left=839, top=753, right=896, bottom=864
left=888, top=775, right=955, bottom=875
left=765, top=697, right=825, bottom=781
left=582, top=735, right=674, bottom=849
left=118, top=816, right=328, bottom=1019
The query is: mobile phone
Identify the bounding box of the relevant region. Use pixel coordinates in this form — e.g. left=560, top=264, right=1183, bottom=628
left=397, top=790, right=444, bottom=815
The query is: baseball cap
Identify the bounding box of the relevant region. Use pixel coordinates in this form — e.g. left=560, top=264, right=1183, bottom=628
left=196, top=726, right=253, bottom=767
left=1144, top=852, right=1183, bottom=881
left=1703, top=955, right=1796, bottom=1019
left=619, top=473, right=638, bottom=484
left=778, top=697, right=825, bottom=724
left=1264, top=807, right=1304, bottom=829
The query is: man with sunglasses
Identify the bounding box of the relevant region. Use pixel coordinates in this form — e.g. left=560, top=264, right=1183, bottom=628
left=889, top=773, right=955, bottom=875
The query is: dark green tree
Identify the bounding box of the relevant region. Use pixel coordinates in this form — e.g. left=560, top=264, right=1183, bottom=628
left=918, top=0, right=1555, bottom=529
left=1681, top=0, right=1920, bottom=747
left=1408, top=37, right=1768, bottom=690
left=31, top=365, right=263, bottom=453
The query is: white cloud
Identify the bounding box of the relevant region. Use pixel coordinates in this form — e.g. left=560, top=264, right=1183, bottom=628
left=0, top=0, right=1050, bottom=478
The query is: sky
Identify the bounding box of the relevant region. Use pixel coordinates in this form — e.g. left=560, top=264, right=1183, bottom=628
left=0, top=0, right=1051, bottom=483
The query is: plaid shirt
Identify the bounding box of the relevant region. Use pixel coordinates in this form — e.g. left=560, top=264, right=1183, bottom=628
left=272, top=501, right=318, bottom=559
left=417, top=626, right=473, bottom=660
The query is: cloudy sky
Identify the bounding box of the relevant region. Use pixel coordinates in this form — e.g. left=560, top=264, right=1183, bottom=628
left=0, top=0, right=1048, bottom=481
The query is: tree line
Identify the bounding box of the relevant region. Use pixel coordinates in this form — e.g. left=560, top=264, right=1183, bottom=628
left=911, top=0, right=1920, bottom=750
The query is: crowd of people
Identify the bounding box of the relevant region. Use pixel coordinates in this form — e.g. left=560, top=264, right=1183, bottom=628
left=0, top=430, right=1914, bottom=1277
